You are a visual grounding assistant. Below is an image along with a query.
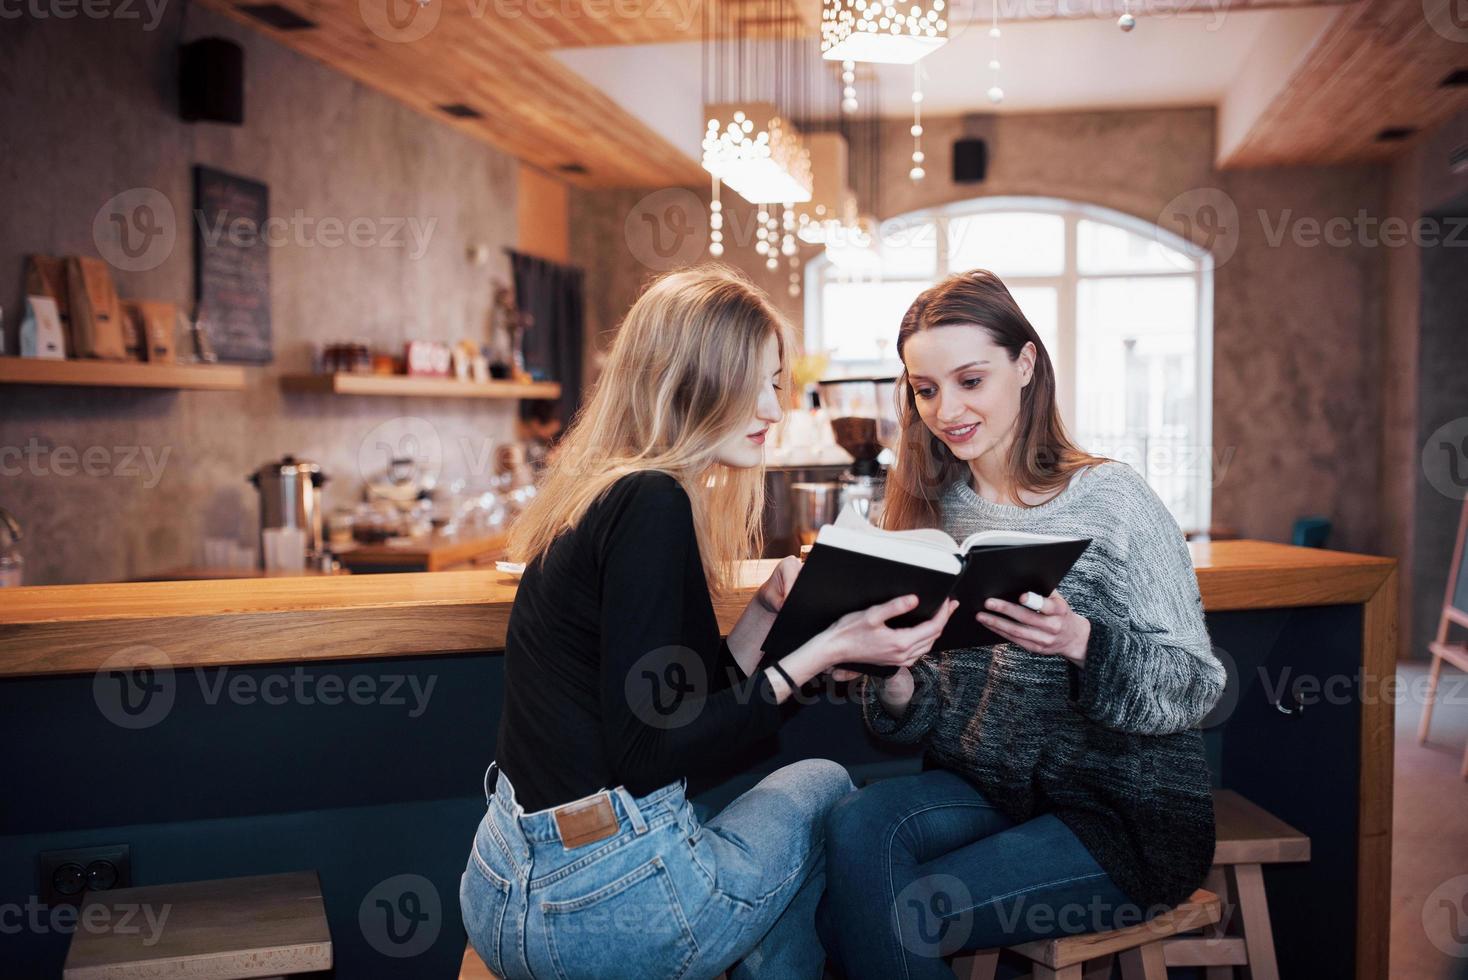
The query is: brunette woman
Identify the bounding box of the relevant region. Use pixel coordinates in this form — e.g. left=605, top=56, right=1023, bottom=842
left=816, top=270, right=1225, bottom=979
left=461, top=267, right=957, bottom=980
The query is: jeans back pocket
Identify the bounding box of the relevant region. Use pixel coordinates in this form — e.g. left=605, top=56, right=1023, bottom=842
left=462, top=843, right=514, bottom=977
left=542, top=855, right=698, bottom=980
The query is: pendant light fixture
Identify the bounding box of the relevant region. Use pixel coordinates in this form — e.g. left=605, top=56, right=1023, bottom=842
left=820, top=0, right=949, bottom=64
left=701, top=0, right=813, bottom=205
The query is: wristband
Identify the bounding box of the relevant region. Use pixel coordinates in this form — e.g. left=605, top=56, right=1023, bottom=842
left=770, top=659, right=798, bottom=692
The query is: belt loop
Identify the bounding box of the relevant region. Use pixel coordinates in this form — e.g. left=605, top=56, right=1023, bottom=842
left=484, top=761, right=499, bottom=806
left=613, top=787, right=648, bottom=835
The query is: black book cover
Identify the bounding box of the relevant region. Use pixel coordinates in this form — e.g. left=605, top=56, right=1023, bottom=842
left=761, top=537, right=1091, bottom=677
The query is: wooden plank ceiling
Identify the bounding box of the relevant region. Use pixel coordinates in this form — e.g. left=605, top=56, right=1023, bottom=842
left=196, top=0, right=711, bottom=186
left=1222, top=0, right=1468, bottom=167
left=203, top=0, right=1468, bottom=186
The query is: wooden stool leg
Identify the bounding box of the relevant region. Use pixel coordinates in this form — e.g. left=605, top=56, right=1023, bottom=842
left=1420, top=654, right=1442, bottom=744
left=1202, top=866, right=1235, bottom=980
left=1232, top=864, right=1280, bottom=980
left=1034, top=965, right=1084, bottom=980
left=1118, top=942, right=1167, bottom=980
left=951, top=949, right=1000, bottom=980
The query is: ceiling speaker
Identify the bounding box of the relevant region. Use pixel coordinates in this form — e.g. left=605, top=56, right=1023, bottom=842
left=179, top=38, right=244, bottom=126
left=953, top=138, right=988, bottom=184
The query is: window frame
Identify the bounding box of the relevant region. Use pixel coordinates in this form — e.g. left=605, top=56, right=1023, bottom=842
left=804, top=195, right=1214, bottom=531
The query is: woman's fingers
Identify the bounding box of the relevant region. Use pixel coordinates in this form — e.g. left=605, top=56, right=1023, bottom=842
left=983, top=597, right=1055, bottom=632
left=863, top=593, right=920, bottom=626
left=886, top=599, right=957, bottom=647
left=978, top=612, right=1052, bottom=650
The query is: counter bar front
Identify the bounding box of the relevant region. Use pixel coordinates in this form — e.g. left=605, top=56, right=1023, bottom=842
left=0, top=541, right=1396, bottom=978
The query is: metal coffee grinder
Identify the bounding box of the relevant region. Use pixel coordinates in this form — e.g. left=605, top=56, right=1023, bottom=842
left=817, top=376, right=899, bottom=524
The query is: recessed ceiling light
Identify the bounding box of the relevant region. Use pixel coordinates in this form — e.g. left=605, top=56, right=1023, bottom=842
left=438, top=103, right=483, bottom=119
left=237, top=4, right=317, bottom=29
left=1376, top=127, right=1416, bottom=142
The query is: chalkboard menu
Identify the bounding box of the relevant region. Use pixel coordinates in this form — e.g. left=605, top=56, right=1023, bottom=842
left=193, top=165, right=272, bottom=363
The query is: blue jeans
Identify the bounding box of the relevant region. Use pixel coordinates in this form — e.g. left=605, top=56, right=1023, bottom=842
left=461, top=759, right=854, bottom=980
left=816, top=769, right=1145, bottom=980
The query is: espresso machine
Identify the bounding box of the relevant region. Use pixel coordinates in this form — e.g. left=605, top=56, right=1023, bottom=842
left=817, top=376, right=899, bottom=523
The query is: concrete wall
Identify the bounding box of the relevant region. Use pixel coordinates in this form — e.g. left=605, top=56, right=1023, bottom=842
left=574, top=107, right=1390, bottom=555
left=1384, top=107, right=1468, bottom=659
left=0, top=11, right=524, bottom=584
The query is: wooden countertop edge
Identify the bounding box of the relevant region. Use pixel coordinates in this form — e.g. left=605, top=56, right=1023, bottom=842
left=0, top=542, right=1397, bottom=679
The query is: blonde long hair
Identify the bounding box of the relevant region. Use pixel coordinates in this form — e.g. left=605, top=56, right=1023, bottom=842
left=884, top=270, right=1107, bottom=530
left=508, top=265, right=791, bottom=595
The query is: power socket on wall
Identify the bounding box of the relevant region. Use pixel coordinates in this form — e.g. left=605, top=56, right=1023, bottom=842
left=38, top=844, right=131, bottom=907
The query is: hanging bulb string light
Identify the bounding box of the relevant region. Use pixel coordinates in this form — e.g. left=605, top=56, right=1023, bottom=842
left=1118, top=0, right=1136, bottom=31
left=709, top=175, right=724, bottom=258
left=987, top=0, right=1003, bottom=105
left=909, top=63, right=925, bottom=181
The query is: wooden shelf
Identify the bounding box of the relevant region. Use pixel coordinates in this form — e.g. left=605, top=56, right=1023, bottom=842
left=0, top=357, right=246, bottom=391
left=280, top=372, right=560, bottom=400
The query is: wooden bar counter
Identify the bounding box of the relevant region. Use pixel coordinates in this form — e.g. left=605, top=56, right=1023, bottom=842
left=0, top=541, right=1396, bottom=979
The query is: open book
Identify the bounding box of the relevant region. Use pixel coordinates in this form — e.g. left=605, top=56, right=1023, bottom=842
left=762, top=506, right=1092, bottom=676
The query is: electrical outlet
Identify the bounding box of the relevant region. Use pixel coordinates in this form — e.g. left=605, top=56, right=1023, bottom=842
left=38, top=844, right=131, bottom=907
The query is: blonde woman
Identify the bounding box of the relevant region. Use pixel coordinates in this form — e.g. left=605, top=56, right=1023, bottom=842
left=461, top=267, right=956, bottom=980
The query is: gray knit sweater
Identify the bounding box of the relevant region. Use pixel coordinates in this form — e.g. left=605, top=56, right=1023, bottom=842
left=858, top=461, right=1225, bottom=912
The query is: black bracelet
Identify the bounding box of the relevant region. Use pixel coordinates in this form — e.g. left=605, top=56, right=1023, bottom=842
left=770, top=659, right=798, bottom=692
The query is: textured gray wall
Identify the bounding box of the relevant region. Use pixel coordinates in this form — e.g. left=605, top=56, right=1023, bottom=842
left=575, top=107, right=1390, bottom=554
left=1, top=11, right=522, bottom=584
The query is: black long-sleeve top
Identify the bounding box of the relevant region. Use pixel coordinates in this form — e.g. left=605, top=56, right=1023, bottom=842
left=495, top=470, right=783, bottom=812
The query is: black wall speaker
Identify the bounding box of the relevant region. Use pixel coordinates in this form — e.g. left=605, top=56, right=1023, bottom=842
left=179, top=38, right=245, bottom=125
left=952, top=138, right=988, bottom=184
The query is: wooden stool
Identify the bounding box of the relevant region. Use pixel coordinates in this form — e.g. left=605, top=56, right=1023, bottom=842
left=63, top=871, right=331, bottom=979
left=954, top=888, right=1221, bottom=980
left=1161, top=790, right=1310, bottom=979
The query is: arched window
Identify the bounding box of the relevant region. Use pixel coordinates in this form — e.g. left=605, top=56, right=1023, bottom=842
left=805, top=196, right=1214, bottom=532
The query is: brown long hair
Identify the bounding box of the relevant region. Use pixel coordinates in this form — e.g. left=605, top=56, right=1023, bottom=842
left=508, top=265, right=791, bottom=596
left=883, top=270, right=1106, bottom=530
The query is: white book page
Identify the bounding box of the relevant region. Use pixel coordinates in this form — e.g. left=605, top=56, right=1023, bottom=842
left=833, top=504, right=960, bottom=551
left=958, top=529, right=1080, bottom=550
left=816, top=524, right=963, bottom=574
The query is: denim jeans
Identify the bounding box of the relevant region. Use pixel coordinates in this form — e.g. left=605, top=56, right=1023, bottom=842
left=461, top=758, right=853, bottom=980
left=816, top=769, right=1144, bottom=980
